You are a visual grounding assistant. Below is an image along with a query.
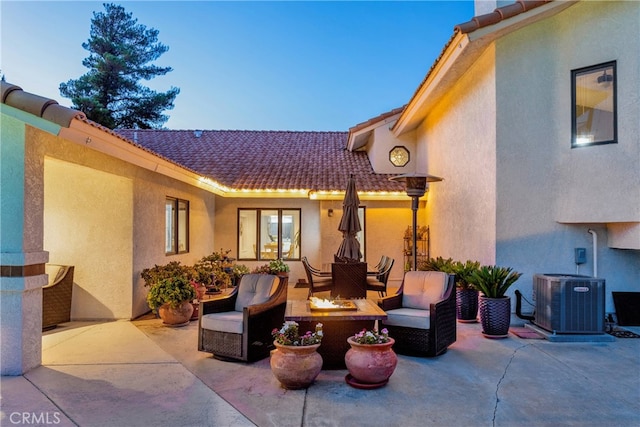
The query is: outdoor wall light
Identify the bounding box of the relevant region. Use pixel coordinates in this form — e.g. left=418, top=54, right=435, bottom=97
left=390, top=173, right=443, bottom=271
left=328, top=208, right=334, bottom=217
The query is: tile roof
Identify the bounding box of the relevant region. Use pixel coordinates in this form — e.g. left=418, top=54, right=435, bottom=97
left=454, top=0, right=553, bottom=34
left=1, top=81, right=85, bottom=127
left=349, top=105, right=406, bottom=134
left=115, top=129, right=406, bottom=193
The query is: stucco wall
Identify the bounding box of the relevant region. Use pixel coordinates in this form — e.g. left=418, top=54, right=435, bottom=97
left=40, top=129, right=216, bottom=319
left=418, top=44, right=498, bottom=266
left=44, top=157, right=134, bottom=319
left=214, top=197, right=413, bottom=288
left=495, top=1, right=640, bottom=309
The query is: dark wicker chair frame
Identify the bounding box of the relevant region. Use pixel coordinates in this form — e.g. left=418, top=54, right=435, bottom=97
left=302, top=256, right=333, bottom=299
left=43, top=264, right=74, bottom=331
left=378, top=273, right=456, bottom=357
left=367, top=257, right=395, bottom=297
left=198, top=275, right=288, bottom=362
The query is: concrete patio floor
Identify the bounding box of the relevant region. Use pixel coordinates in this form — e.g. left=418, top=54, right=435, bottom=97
left=2, top=286, right=639, bottom=426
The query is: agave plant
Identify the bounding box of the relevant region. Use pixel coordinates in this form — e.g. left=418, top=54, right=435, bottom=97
left=469, top=265, right=522, bottom=298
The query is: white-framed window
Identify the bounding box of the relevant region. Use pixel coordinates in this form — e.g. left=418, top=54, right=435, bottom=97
left=572, top=61, right=617, bottom=147
left=166, top=197, right=189, bottom=254
left=238, top=208, right=301, bottom=261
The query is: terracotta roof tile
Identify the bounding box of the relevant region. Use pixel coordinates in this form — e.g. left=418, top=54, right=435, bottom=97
left=349, top=105, right=406, bottom=134
left=455, top=0, right=553, bottom=34
left=115, top=129, right=405, bottom=193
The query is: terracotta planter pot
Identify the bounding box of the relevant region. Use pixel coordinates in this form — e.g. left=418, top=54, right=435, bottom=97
left=479, top=296, right=511, bottom=338
left=158, top=300, right=194, bottom=326
left=456, top=288, right=479, bottom=323
left=270, top=342, right=322, bottom=390
left=345, top=337, right=397, bottom=388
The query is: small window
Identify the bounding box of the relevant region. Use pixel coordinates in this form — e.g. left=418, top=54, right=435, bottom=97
left=571, top=61, right=617, bottom=147
left=238, top=208, right=301, bottom=261
left=166, top=197, right=189, bottom=255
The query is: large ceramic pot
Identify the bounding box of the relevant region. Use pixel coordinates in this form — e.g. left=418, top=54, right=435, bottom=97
left=478, top=295, right=511, bottom=338
left=345, top=337, right=397, bottom=388
left=270, top=342, right=322, bottom=390
left=158, top=300, right=194, bottom=326
left=456, top=288, right=479, bottom=323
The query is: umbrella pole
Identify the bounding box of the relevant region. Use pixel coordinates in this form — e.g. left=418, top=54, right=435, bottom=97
left=411, top=196, right=419, bottom=271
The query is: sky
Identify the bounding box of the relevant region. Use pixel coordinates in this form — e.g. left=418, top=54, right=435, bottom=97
left=1, top=1, right=475, bottom=131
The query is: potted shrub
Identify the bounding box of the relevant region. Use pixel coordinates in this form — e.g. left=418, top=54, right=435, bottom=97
left=417, top=256, right=454, bottom=273
left=252, top=259, right=290, bottom=277
left=141, top=261, right=195, bottom=287
left=146, top=276, right=196, bottom=326
left=452, top=260, right=481, bottom=323
left=193, top=249, right=234, bottom=293
left=469, top=265, right=522, bottom=338
left=270, top=321, right=323, bottom=389
left=345, top=328, right=397, bottom=389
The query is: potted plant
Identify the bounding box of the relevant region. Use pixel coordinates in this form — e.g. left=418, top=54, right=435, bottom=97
left=270, top=321, right=323, bottom=389
left=469, top=265, right=522, bottom=338
left=417, top=256, right=454, bottom=273
left=451, top=260, right=481, bottom=323
left=194, top=249, right=235, bottom=293
left=345, top=328, right=397, bottom=389
left=141, top=261, right=196, bottom=287
left=146, top=276, right=196, bottom=326
left=269, top=258, right=290, bottom=277
left=252, top=258, right=290, bottom=277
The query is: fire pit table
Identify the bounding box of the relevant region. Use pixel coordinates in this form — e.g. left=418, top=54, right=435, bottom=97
left=285, top=298, right=387, bottom=369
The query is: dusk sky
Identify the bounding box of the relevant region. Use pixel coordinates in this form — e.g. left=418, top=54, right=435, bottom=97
left=2, top=1, right=475, bottom=130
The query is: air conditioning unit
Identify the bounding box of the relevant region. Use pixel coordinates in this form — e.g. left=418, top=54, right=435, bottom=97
left=533, top=274, right=605, bottom=334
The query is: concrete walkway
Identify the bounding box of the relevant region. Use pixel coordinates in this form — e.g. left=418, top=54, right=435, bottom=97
left=2, top=288, right=639, bottom=426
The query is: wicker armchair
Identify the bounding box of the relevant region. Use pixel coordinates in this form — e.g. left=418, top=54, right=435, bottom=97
left=42, top=264, right=74, bottom=331
left=379, top=271, right=456, bottom=357
left=198, top=274, right=287, bottom=362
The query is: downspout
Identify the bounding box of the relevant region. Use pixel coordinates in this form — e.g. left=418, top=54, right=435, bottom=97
left=588, top=229, right=598, bottom=277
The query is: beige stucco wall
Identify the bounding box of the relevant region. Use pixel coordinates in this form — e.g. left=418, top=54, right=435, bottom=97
left=40, top=129, right=216, bottom=319
left=366, top=125, right=417, bottom=174
left=493, top=1, right=640, bottom=306
left=214, top=197, right=413, bottom=288
left=45, top=157, right=134, bottom=319
left=417, top=44, right=498, bottom=266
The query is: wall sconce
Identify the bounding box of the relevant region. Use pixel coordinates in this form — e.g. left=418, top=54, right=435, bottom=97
left=328, top=208, right=334, bottom=217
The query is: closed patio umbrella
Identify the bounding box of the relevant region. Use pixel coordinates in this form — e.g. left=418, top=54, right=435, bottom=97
left=335, top=174, right=362, bottom=262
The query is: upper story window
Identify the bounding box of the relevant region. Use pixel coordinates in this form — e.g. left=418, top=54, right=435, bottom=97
left=166, top=197, right=189, bottom=255
left=572, top=61, right=617, bottom=148
left=238, top=208, right=301, bottom=261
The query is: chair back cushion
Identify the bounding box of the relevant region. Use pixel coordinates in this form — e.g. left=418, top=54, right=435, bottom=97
left=402, top=271, right=448, bottom=310
left=234, top=274, right=279, bottom=311
left=45, top=264, right=67, bottom=286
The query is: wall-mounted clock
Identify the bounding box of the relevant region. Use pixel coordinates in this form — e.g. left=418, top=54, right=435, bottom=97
left=389, top=146, right=410, bottom=167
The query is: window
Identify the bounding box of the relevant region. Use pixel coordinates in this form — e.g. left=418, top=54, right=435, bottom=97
left=572, top=61, right=617, bottom=147
left=166, top=197, right=189, bottom=254
left=238, top=209, right=301, bottom=260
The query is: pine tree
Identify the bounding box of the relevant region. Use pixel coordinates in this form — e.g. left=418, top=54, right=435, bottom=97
left=59, top=3, right=179, bottom=129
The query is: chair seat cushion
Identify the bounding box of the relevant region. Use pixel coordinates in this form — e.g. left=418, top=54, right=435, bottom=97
left=201, top=311, right=243, bottom=334
left=402, top=271, right=447, bottom=310
left=234, top=274, right=278, bottom=312
left=367, top=278, right=385, bottom=290
left=382, top=308, right=430, bottom=330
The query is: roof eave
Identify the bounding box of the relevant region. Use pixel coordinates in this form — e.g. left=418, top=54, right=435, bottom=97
left=393, top=0, right=576, bottom=136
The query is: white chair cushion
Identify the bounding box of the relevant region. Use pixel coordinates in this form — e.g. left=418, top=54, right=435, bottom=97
left=402, top=271, right=448, bottom=310
left=383, top=308, right=430, bottom=330
left=201, top=311, right=243, bottom=334
left=234, top=274, right=278, bottom=312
